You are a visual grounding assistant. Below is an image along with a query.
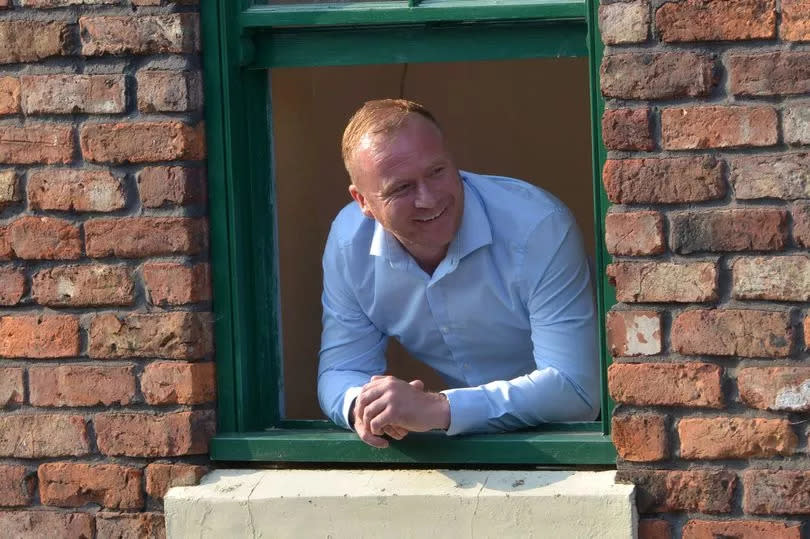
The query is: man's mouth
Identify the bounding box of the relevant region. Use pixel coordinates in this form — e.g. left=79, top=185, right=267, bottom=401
left=414, top=207, right=447, bottom=223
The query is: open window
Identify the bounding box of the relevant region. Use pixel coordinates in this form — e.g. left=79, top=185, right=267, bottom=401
left=202, top=0, right=615, bottom=464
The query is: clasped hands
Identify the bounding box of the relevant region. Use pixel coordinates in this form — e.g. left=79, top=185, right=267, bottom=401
left=352, top=375, right=450, bottom=448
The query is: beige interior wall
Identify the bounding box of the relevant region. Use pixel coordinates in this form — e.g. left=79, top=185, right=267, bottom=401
left=271, top=58, right=593, bottom=419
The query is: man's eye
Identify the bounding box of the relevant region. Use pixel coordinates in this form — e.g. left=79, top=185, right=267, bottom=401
left=430, top=166, right=445, bottom=176
left=391, top=184, right=411, bottom=195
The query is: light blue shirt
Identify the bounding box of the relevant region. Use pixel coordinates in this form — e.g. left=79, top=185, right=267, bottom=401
left=318, top=172, right=599, bottom=435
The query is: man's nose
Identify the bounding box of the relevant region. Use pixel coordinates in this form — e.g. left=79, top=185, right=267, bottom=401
left=413, top=182, right=438, bottom=208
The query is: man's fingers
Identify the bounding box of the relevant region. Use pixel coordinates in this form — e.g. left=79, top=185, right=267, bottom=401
left=356, top=421, right=389, bottom=448
left=384, top=425, right=408, bottom=440
left=409, top=379, right=425, bottom=391
left=361, top=397, right=388, bottom=427
left=369, top=409, right=397, bottom=436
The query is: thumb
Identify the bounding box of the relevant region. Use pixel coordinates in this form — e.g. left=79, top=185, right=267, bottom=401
left=409, top=379, right=425, bottom=391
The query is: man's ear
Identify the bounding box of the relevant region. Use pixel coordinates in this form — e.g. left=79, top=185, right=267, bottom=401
left=348, top=184, right=375, bottom=219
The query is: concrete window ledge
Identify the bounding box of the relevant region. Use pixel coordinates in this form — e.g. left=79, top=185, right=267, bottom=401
left=165, top=469, right=636, bottom=538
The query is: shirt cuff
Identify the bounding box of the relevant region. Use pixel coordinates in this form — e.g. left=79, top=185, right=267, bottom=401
left=441, top=386, right=491, bottom=436
left=341, top=386, right=363, bottom=431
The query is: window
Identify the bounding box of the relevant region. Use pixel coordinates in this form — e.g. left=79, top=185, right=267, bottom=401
left=202, top=0, right=615, bottom=464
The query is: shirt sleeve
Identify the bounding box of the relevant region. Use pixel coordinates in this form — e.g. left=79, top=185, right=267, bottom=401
left=441, top=209, right=599, bottom=435
left=317, top=224, right=387, bottom=430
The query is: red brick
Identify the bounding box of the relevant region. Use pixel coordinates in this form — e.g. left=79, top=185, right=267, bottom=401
left=600, top=52, right=715, bottom=100
left=137, top=166, right=206, bottom=208
left=0, top=367, right=24, bottom=407
left=0, top=76, right=20, bottom=114
left=601, top=109, right=654, bottom=151
left=21, top=75, right=125, bottom=115
left=744, top=470, right=810, bottom=514
left=656, top=0, right=775, bottom=42
left=608, top=362, right=724, bottom=408
left=599, top=1, right=649, bottom=44
left=95, top=410, right=215, bottom=457
left=683, top=520, right=801, bottom=539
left=29, top=365, right=136, bottom=407
left=0, top=226, right=11, bottom=260
left=0, top=511, right=93, bottom=539
left=0, top=414, right=89, bottom=457
left=7, top=217, right=81, bottom=260
left=671, top=309, right=791, bottom=358
left=603, top=157, right=724, bottom=204
left=728, top=52, right=810, bottom=96
left=607, top=262, right=718, bottom=303
left=142, top=361, right=215, bottom=405
left=670, top=209, right=787, bottom=254
left=80, top=14, right=199, bottom=56
left=616, top=469, right=736, bottom=514
left=0, top=266, right=25, bottom=306
left=0, top=125, right=74, bottom=165
left=606, top=310, right=662, bottom=357
left=605, top=212, right=664, bottom=256
left=0, top=315, right=79, bottom=359
left=679, top=417, right=797, bottom=459
left=28, top=169, right=125, bottom=212
left=143, top=262, right=211, bottom=305
left=0, top=22, right=70, bottom=65
left=783, top=0, right=810, bottom=41
left=0, top=170, right=20, bottom=206
left=96, top=512, right=166, bottom=539
left=32, top=264, right=134, bottom=307
left=145, top=462, right=209, bottom=499
left=639, top=519, right=671, bottom=539
left=0, top=465, right=34, bottom=507
left=137, top=70, right=202, bottom=112
left=80, top=122, right=205, bottom=163
left=38, top=462, right=143, bottom=509
left=806, top=316, right=810, bottom=350
left=85, top=217, right=206, bottom=258
left=733, top=256, right=810, bottom=301
left=612, top=414, right=668, bottom=462
left=795, top=202, right=810, bottom=247
left=730, top=153, right=810, bottom=200
left=661, top=106, right=778, bottom=150
left=89, top=312, right=213, bottom=359
left=738, top=367, right=810, bottom=411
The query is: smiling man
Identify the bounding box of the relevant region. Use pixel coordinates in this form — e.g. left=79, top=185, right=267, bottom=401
left=317, top=99, right=599, bottom=448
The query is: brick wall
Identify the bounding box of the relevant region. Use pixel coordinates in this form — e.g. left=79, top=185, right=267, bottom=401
left=0, top=0, right=214, bottom=536
left=601, top=0, right=810, bottom=536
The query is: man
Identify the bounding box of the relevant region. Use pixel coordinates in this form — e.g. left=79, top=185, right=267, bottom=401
left=318, top=99, right=598, bottom=448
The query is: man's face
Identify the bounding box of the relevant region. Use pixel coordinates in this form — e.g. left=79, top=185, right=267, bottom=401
left=348, top=115, right=463, bottom=267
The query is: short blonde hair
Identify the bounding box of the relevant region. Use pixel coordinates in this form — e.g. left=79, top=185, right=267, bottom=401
left=341, top=99, right=440, bottom=179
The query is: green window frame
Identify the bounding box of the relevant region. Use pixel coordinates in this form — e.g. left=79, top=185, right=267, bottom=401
left=202, top=0, right=616, bottom=465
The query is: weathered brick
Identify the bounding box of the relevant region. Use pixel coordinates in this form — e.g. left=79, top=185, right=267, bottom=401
left=0, top=77, right=20, bottom=114
left=137, top=70, right=202, bottom=112
left=672, top=309, right=791, bottom=357
left=0, top=170, right=20, bottom=206
left=145, top=462, right=208, bottom=499
left=137, top=166, right=206, bottom=208
left=605, top=212, right=665, bottom=256
left=679, top=417, right=797, bottom=459
left=601, top=109, right=654, bottom=151
left=96, top=512, right=166, bottom=539
left=80, top=14, right=199, bottom=56
left=612, top=414, right=668, bottom=462
left=607, top=262, right=718, bottom=303
left=670, top=209, right=787, bottom=254
left=7, top=217, right=81, bottom=260
left=143, top=262, right=210, bottom=305
left=0, top=465, right=34, bottom=507
left=95, top=410, right=215, bottom=457
left=603, top=157, right=724, bottom=204
left=639, top=520, right=671, bottom=539
left=599, top=1, right=649, bottom=44
left=21, top=75, right=125, bottom=115
left=608, top=362, right=724, bottom=408
left=601, top=52, right=715, bottom=100
left=728, top=52, right=810, bottom=96
left=616, top=469, right=736, bottom=514
left=682, top=520, right=801, bottom=539
left=142, top=361, right=215, bottom=405
left=783, top=0, right=810, bottom=41
left=606, top=310, right=662, bottom=356
left=0, top=511, right=93, bottom=539
left=0, top=315, right=79, bottom=358
left=0, top=125, right=74, bottom=165
left=80, top=122, right=205, bottom=163
left=21, top=0, right=117, bottom=5
left=0, top=227, right=11, bottom=260
left=732, top=256, right=810, bottom=301
left=0, top=22, right=69, bottom=65
left=0, top=415, right=89, bottom=457
left=38, top=462, right=143, bottom=509
left=32, top=264, right=134, bottom=307
left=730, top=154, right=810, bottom=200
left=28, top=169, right=125, bottom=212
left=795, top=202, right=810, bottom=247
left=85, top=217, right=206, bottom=258
left=656, top=0, right=775, bottom=42
left=738, top=367, right=810, bottom=411
left=0, top=266, right=25, bottom=306
left=661, top=106, right=778, bottom=149
left=89, top=312, right=213, bottom=359
left=29, top=365, right=136, bottom=407
left=0, top=367, right=24, bottom=408
left=744, top=470, right=810, bottom=514
left=783, top=102, right=810, bottom=146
